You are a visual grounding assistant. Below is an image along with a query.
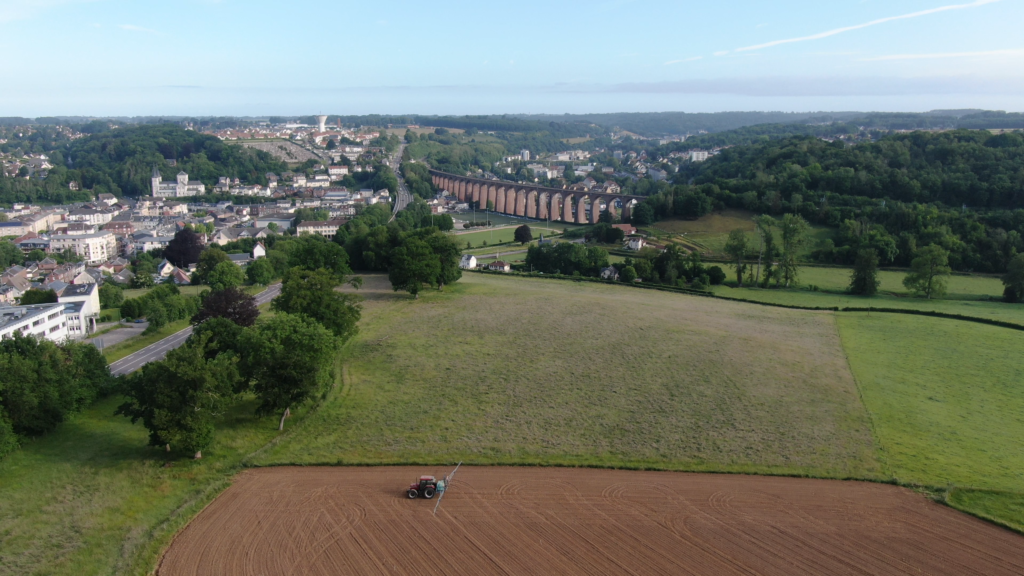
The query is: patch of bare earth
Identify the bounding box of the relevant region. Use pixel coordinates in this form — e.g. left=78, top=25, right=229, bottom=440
left=159, top=467, right=1024, bottom=575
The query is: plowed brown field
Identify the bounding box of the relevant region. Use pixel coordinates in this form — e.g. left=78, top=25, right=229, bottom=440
left=159, top=467, right=1024, bottom=575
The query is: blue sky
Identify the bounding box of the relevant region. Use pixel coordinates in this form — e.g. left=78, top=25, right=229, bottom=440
left=1, top=0, right=1021, bottom=116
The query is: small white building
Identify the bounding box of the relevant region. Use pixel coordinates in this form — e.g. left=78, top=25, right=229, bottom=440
left=459, top=255, right=477, bottom=270
left=487, top=260, right=511, bottom=272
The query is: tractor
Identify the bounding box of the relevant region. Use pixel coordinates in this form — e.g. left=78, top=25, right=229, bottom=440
left=407, top=475, right=446, bottom=499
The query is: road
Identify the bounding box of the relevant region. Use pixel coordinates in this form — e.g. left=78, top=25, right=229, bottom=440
left=389, top=143, right=412, bottom=221
left=108, top=283, right=281, bottom=377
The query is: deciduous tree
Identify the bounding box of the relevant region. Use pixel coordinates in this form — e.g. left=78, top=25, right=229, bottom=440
left=723, top=229, right=749, bottom=286
left=271, top=268, right=361, bottom=342
left=903, top=244, right=951, bottom=299
left=117, top=334, right=238, bottom=458
left=388, top=238, right=440, bottom=298
left=1001, top=253, right=1024, bottom=302
left=514, top=224, right=533, bottom=245
left=849, top=249, right=881, bottom=295
left=245, top=257, right=274, bottom=285
left=238, top=314, right=337, bottom=430
left=164, top=228, right=204, bottom=268
left=192, top=286, right=259, bottom=327
left=205, top=261, right=244, bottom=292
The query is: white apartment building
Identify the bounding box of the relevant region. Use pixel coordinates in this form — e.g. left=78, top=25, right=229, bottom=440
left=689, top=150, right=709, bottom=163
left=0, top=303, right=69, bottom=342
left=49, top=231, right=117, bottom=265
left=296, top=219, right=347, bottom=239
left=520, top=149, right=530, bottom=161
left=66, top=207, right=116, bottom=226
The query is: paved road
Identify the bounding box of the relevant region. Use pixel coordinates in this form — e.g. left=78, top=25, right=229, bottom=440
left=389, top=144, right=412, bottom=221
left=108, top=284, right=281, bottom=377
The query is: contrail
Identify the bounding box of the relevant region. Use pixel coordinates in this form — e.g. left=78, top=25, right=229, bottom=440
left=733, top=0, right=1001, bottom=53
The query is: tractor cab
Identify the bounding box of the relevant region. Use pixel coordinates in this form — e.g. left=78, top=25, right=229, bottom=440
left=407, top=476, right=439, bottom=499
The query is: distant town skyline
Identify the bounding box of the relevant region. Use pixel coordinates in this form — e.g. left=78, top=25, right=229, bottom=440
left=1, top=0, right=1022, bottom=115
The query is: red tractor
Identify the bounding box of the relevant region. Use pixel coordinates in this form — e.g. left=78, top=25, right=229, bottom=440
left=407, top=475, right=443, bottom=499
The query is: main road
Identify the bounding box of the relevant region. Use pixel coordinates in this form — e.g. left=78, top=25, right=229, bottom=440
left=108, top=283, right=281, bottom=377
left=389, top=143, right=412, bottom=221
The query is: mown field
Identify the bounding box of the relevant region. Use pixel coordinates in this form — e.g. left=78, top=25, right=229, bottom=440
left=837, top=313, right=1024, bottom=530
left=254, top=274, right=880, bottom=477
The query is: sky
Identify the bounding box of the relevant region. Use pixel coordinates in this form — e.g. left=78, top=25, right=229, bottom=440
left=0, top=0, right=1022, bottom=116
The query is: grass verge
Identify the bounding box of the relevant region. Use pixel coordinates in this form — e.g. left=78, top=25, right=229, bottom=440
left=102, top=319, right=190, bottom=364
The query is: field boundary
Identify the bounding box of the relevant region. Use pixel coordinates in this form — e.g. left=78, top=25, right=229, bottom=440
left=468, top=270, right=1024, bottom=331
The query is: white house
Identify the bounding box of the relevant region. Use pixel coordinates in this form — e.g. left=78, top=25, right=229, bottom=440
left=626, top=237, right=646, bottom=251
left=156, top=259, right=176, bottom=278
left=459, top=255, right=477, bottom=270
left=487, top=260, right=511, bottom=272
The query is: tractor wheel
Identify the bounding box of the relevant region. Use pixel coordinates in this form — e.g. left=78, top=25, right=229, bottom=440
left=407, top=489, right=418, bottom=499
left=423, top=487, right=436, bottom=499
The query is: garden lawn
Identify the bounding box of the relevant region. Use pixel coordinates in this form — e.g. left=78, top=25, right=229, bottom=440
left=837, top=313, right=1024, bottom=529
left=253, top=274, right=881, bottom=479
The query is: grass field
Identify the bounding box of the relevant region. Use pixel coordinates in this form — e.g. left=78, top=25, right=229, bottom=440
left=650, top=209, right=833, bottom=259
left=837, top=313, right=1024, bottom=529
left=453, top=225, right=567, bottom=248
left=710, top=284, right=1024, bottom=325
left=0, top=393, right=318, bottom=576
left=122, top=285, right=208, bottom=300
left=253, top=274, right=880, bottom=478
left=793, top=266, right=1004, bottom=299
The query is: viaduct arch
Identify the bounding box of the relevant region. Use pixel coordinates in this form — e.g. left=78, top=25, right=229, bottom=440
left=429, top=170, right=641, bottom=225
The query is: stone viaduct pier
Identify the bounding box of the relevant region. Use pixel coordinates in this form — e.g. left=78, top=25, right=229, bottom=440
left=430, top=170, right=642, bottom=224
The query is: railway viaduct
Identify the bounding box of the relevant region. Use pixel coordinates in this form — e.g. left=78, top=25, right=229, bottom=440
left=430, top=170, right=642, bottom=224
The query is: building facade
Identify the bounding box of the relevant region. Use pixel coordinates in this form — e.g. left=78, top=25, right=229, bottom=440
left=151, top=168, right=206, bottom=198
left=49, top=231, right=117, bottom=265
left=0, top=303, right=69, bottom=342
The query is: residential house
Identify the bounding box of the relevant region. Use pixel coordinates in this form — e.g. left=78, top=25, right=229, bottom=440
left=487, top=261, right=511, bottom=272
left=600, top=267, right=620, bottom=281
left=209, top=227, right=271, bottom=246
left=613, top=224, right=637, bottom=236
left=459, top=255, right=477, bottom=270
left=156, top=259, right=176, bottom=278
left=626, top=237, right=646, bottom=251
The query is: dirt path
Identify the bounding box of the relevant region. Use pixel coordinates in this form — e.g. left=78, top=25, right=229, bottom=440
left=158, top=467, right=1024, bottom=575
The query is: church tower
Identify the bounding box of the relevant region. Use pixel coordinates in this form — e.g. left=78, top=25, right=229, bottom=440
left=151, top=166, right=162, bottom=197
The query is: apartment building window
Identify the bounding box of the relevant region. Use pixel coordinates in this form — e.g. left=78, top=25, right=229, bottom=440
left=32, top=318, right=44, bottom=327
left=48, top=312, right=60, bottom=321
left=49, top=325, right=61, bottom=334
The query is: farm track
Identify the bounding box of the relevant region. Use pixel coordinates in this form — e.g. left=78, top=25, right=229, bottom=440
left=158, top=467, right=1024, bottom=575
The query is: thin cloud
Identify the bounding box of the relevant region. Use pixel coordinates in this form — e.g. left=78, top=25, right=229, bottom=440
left=861, top=48, right=1024, bottom=61
left=119, top=23, right=162, bottom=35
left=735, top=0, right=1002, bottom=53
left=664, top=57, right=703, bottom=65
